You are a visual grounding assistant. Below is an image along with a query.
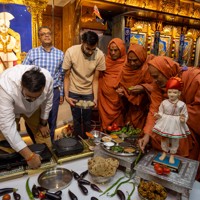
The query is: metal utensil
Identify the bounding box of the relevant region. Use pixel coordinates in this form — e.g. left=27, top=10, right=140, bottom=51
left=38, top=167, right=73, bottom=192
left=78, top=135, right=95, bottom=151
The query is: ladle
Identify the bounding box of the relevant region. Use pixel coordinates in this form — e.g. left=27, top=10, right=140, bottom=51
left=78, top=135, right=95, bottom=151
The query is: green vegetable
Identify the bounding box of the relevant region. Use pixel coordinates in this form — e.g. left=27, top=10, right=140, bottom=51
left=26, top=178, right=35, bottom=200
left=109, top=178, right=131, bottom=197
left=127, top=182, right=135, bottom=200
left=100, top=176, right=125, bottom=196
left=133, top=150, right=143, bottom=167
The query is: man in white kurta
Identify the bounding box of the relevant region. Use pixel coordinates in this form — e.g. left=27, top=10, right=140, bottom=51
left=0, top=65, right=53, bottom=169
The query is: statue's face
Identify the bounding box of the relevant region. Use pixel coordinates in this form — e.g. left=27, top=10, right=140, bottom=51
left=167, top=89, right=181, bottom=102
left=0, top=24, right=8, bottom=34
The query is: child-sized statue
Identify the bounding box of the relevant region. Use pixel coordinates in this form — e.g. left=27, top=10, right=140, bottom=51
left=152, top=77, right=190, bottom=164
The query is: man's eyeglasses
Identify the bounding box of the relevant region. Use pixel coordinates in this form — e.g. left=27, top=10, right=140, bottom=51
left=21, top=89, right=40, bottom=102
left=40, top=32, right=51, bottom=37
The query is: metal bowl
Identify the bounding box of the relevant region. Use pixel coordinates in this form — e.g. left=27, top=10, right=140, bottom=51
left=138, top=180, right=167, bottom=200
left=89, top=172, right=115, bottom=184
left=38, top=168, right=73, bottom=192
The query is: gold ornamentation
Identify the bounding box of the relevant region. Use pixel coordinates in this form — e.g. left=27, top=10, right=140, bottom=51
left=23, top=0, right=48, bottom=47
left=0, top=34, right=11, bottom=53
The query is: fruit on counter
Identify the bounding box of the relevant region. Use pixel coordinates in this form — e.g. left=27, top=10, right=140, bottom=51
left=55, top=191, right=62, bottom=196
left=37, top=186, right=48, bottom=192
left=2, top=194, right=11, bottom=200
left=38, top=191, right=45, bottom=199
left=91, top=197, right=98, bottom=200
left=13, top=191, right=21, bottom=200
left=163, top=166, right=171, bottom=175
left=71, top=170, right=80, bottom=180
left=32, top=184, right=39, bottom=198
left=154, top=163, right=171, bottom=175
left=0, top=188, right=17, bottom=197
left=107, top=126, right=112, bottom=131
left=26, top=178, right=34, bottom=200
left=90, top=184, right=102, bottom=193
left=68, top=190, right=78, bottom=200
left=45, top=191, right=61, bottom=200
left=107, top=123, right=121, bottom=132
left=79, top=170, right=88, bottom=179
left=78, top=183, right=88, bottom=195
left=78, top=179, right=91, bottom=185
left=116, top=190, right=126, bottom=200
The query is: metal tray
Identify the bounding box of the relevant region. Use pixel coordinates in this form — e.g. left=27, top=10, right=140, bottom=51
left=38, top=167, right=73, bottom=192
left=101, top=143, right=139, bottom=157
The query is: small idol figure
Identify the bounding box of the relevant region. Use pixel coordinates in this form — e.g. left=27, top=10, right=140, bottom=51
left=153, top=77, right=190, bottom=164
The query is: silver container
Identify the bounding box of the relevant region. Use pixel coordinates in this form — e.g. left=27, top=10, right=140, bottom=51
left=38, top=167, right=73, bottom=192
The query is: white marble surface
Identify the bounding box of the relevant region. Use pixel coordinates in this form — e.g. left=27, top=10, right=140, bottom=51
left=0, top=157, right=199, bottom=200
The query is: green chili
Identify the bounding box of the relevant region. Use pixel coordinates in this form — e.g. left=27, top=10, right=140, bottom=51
left=109, top=178, right=131, bottom=197
left=26, top=178, right=35, bottom=200
left=127, top=182, right=135, bottom=200
left=99, top=176, right=125, bottom=196
left=134, top=150, right=143, bottom=167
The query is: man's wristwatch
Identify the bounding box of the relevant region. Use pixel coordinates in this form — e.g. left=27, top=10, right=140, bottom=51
left=39, top=121, right=48, bottom=126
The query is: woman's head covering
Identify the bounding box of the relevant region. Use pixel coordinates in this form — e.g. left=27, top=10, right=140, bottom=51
left=148, top=56, right=181, bottom=79
left=166, top=77, right=183, bottom=91
left=127, top=44, right=147, bottom=64
left=107, top=38, right=126, bottom=60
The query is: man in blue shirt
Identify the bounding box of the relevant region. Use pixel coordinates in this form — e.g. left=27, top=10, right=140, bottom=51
left=23, top=26, right=64, bottom=142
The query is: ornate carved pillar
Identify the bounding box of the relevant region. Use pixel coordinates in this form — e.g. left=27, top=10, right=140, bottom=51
left=23, top=0, right=48, bottom=47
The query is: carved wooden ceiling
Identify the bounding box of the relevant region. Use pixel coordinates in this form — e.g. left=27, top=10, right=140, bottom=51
left=80, top=0, right=200, bottom=29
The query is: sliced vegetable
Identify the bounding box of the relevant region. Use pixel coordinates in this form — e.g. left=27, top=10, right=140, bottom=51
left=90, top=184, right=102, bottom=193
left=116, top=190, right=125, bottom=200
left=0, top=188, right=16, bottom=196
left=13, top=191, right=21, bottom=200
left=78, top=179, right=91, bottom=185
left=79, top=170, right=88, bottom=179
left=78, top=183, right=88, bottom=195
left=26, top=178, right=35, bottom=200
left=68, top=190, right=78, bottom=200
left=100, top=176, right=125, bottom=196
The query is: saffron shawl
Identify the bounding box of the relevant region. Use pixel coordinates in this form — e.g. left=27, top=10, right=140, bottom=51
left=98, top=38, right=126, bottom=129
left=119, top=44, right=154, bottom=129
left=144, top=56, right=200, bottom=160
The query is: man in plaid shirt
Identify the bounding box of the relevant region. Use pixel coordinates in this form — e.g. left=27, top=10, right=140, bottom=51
left=23, top=26, right=64, bottom=142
